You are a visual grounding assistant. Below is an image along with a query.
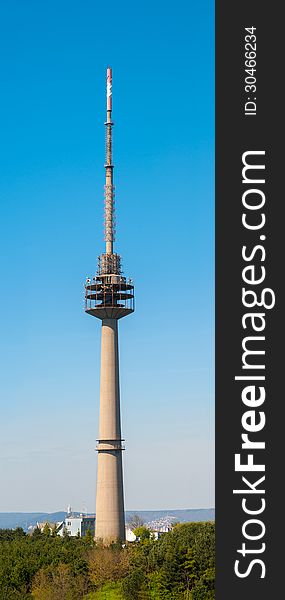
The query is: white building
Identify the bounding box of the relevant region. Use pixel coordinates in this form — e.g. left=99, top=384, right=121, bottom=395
left=125, top=527, right=137, bottom=542
left=57, top=515, right=95, bottom=538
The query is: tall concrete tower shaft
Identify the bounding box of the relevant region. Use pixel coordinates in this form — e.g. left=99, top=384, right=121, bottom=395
left=84, top=68, right=134, bottom=543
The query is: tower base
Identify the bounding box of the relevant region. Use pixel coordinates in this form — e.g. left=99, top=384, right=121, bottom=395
left=95, top=447, right=125, bottom=542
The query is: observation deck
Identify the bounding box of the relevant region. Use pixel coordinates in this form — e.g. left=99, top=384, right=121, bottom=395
left=85, top=261, right=134, bottom=320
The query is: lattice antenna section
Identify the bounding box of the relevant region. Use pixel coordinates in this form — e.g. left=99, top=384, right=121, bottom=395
left=104, top=183, right=116, bottom=245
left=98, top=253, right=122, bottom=276
left=105, top=119, right=113, bottom=165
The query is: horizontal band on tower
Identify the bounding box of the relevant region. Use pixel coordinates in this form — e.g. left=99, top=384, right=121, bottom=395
left=96, top=440, right=125, bottom=452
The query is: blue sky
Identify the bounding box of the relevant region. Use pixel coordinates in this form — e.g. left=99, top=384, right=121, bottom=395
left=0, top=0, right=214, bottom=512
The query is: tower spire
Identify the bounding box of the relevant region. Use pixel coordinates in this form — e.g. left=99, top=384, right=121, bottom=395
left=105, top=67, right=114, bottom=255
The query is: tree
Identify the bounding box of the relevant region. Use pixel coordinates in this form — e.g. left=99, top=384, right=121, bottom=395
left=14, top=527, right=26, bottom=538
left=133, top=526, right=151, bottom=543
left=84, top=528, right=93, bottom=546
left=121, top=568, right=146, bottom=600
left=191, top=567, right=215, bottom=600
left=32, top=526, right=42, bottom=538
left=0, top=528, right=25, bottom=541
left=145, top=522, right=215, bottom=598
left=88, top=546, right=130, bottom=588
left=32, top=563, right=88, bottom=600
left=42, top=523, right=51, bottom=537
left=0, top=520, right=215, bottom=600
left=127, top=514, right=144, bottom=530
left=0, top=528, right=89, bottom=600
left=62, top=526, right=69, bottom=539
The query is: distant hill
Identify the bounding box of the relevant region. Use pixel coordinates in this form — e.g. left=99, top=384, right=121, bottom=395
left=126, top=508, right=215, bottom=524
left=0, top=512, right=66, bottom=531
left=0, top=508, right=214, bottom=531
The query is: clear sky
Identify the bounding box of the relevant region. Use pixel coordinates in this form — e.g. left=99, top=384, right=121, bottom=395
left=0, top=0, right=214, bottom=513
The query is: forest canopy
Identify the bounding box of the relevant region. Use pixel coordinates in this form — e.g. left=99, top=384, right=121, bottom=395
left=0, top=521, right=215, bottom=599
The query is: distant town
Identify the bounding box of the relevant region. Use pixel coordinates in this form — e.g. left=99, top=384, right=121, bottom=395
left=0, top=508, right=215, bottom=535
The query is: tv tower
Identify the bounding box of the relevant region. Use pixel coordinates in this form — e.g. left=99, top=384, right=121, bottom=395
left=84, top=68, right=134, bottom=543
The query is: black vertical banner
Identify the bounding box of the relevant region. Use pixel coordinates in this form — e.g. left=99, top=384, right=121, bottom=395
left=216, top=1, right=284, bottom=598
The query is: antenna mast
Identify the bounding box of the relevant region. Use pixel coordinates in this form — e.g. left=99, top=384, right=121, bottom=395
left=105, top=67, right=115, bottom=255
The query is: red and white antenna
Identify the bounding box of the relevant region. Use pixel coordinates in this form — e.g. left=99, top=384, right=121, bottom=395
left=107, top=67, right=112, bottom=112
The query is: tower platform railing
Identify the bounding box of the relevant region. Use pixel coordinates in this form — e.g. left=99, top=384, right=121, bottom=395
left=85, top=274, right=134, bottom=316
